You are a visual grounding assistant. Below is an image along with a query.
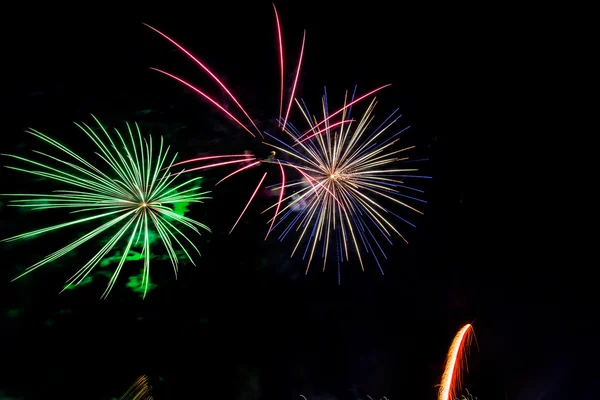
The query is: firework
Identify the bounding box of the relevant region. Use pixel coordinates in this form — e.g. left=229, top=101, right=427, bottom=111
left=144, top=4, right=306, bottom=230
left=119, top=375, right=153, bottom=400
left=145, top=6, right=427, bottom=280
left=438, top=324, right=475, bottom=400
left=260, top=88, right=428, bottom=279
left=1, top=116, right=210, bottom=298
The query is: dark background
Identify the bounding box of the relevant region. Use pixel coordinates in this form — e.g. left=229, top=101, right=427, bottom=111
left=0, top=2, right=593, bottom=399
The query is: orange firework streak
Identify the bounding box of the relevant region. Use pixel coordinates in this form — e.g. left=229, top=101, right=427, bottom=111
left=119, top=375, right=153, bottom=400
left=438, top=324, right=474, bottom=400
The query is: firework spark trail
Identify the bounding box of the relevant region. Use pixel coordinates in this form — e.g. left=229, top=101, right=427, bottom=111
left=282, top=29, right=306, bottom=131
left=179, top=158, right=258, bottom=173
left=168, top=154, right=257, bottom=178
left=439, top=324, right=475, bottom=400
left=144, top=23, right=262, bottom=138
left=119, top=375, right=153, bottom=400
left=149, top=68, right=257, bottom=138
left=229, top=172, right=268, bottom=234
left=257, top=88, right=430, bottom=276
left=265, top=160, right=286, bottom=239
left=273, top=3, right=285, bottom=124
left=1, top=116, right=211, bottom=298
left=171, top=154, right=254, bottom=167
left=216, top=161, right=262, bottom=185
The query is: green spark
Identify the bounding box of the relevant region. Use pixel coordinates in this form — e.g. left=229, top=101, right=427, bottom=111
left=1, top=115, right=211, bottom=298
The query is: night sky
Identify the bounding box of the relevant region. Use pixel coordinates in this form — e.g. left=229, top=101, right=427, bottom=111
left=1, top=2, right=594, bottom=399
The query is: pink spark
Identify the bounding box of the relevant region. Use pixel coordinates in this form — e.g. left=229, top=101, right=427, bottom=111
left=144, top=24, right=262, bottom=137
left=297, top=84, right=392, bottom=140
left=216, top=161, right=261, bottom=185
left=266, top=160, right=286, bottom=239
left=150, top=68, right=257, bottom=138
left=179, top=158, right=256, bottom=174
left=282, top=30, right=306, bottom=132
left=295, top=119, right=355, bottom=145
left=230, top=172, right=268, bottom=234
left=273, top=4, right=285, bottom=126
left=172, top=154, right=254, bottom=168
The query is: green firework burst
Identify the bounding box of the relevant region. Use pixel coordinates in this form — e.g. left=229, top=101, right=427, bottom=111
left=1, top=115, right=211, bottom=298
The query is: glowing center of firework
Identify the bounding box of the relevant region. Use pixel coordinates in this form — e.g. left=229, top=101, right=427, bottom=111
left=141, top=202, right=147, bottom=208
left=329, top=173, right=339, bottom=180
